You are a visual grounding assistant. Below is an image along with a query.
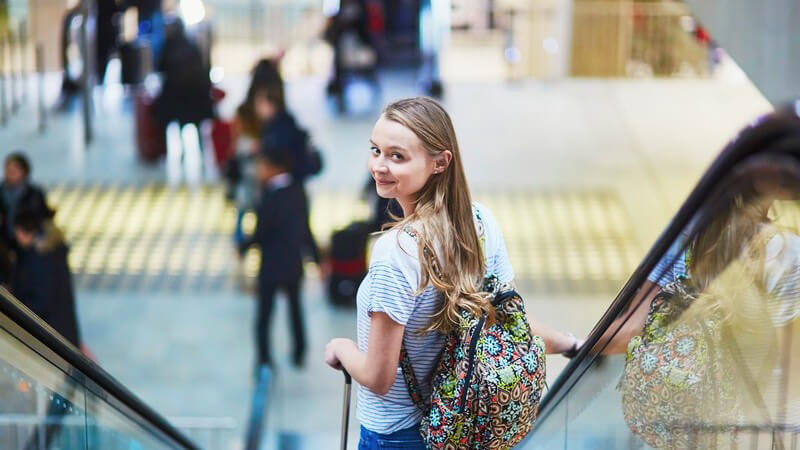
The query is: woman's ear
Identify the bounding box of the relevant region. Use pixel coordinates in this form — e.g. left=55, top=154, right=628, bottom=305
left=434, top=151, right=453, bottom=173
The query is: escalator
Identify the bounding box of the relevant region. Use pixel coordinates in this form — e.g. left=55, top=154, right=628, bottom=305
left=521, top=104, right=800, bottom=449
left=0, top=287, right=198, bottom=449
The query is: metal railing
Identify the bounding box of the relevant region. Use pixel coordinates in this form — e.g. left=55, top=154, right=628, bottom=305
left=170, top=416, right=238, bottom=450
left=570, top=0, right=710, bottom=77
left=201, top=1, right=327, bottom=74
left=205, top=1, right=319, bottom=48
left=0, top=22, right=32, bottom=127
left=0, top=17, right=53, bottom=134
left=453, top=0, right=710, bottom=80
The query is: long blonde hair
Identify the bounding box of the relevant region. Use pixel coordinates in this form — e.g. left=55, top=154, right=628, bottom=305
left=684, top=187, right=776, bottom=332
left=382, top=97, right=494, bottom=333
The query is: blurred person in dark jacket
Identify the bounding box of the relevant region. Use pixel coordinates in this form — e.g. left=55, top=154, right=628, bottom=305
left=240, top=149, right=308, bottom=368
left=0, top=239, right=12, bottom=288
left=0, top=153, right=53, bottom=249
left=12, top=211, right=81, bottom=348
left=323, top=0, right=373, bottom=97
left=96, top=0, right=126, bottom=83
left=154, top=18, right=213, bottom=129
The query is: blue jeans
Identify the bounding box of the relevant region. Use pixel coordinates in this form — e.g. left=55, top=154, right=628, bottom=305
left=359, top=424, right=426, bottom=449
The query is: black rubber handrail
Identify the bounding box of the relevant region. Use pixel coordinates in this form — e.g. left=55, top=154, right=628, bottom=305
left=529, top=105, right=800, bottom=430
left=0, top=287, right=199, bottom=450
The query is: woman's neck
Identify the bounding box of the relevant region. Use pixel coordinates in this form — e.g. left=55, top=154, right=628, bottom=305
left=398, top=198, right=415, bottom=217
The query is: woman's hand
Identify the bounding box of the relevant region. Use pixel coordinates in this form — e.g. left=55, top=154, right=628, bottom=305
left=325, top=338, right=349, bottom=370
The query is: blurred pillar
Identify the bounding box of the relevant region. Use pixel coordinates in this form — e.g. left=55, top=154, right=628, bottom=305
left=0, top=35, right=6, bottom=126
left=552, top=0, right=573, bottom=78
left=28, top=0, right=69, bottom=71
left=36, top=43, right=45, bottom=132
left=79, top=0, right=94, bottom=145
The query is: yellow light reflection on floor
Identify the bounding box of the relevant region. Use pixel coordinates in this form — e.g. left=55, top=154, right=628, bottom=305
left=50, top=184, right=639, bottom=294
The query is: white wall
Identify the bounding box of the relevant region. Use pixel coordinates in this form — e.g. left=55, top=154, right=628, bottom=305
left=684, top=0, right=799, bottom=104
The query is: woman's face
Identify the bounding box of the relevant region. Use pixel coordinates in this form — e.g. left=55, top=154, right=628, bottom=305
left=368, top=115, right=436, bottom=209
left=4, top=161, right=25, bottom=186
left=253, top=92, right=277, bottom=122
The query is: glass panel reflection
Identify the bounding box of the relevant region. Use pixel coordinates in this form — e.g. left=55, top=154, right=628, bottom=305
left=0, top=326, right=87, bottom=450
left=618, top=166, right=800, bottom=449
left=0, top=294, right=189, bottom=450
left=527, top=156, right=800, bottom=449
left=85, top=390, right=179, bottom=450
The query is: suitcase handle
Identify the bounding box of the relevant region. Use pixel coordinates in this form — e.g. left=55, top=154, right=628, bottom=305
left=341, top=369, right=352, bottom=450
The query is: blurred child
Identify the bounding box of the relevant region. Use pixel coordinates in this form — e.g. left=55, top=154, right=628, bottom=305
left=240, top=149, right=308, bottom=368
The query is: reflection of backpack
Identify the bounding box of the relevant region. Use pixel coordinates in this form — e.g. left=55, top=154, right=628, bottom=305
left=400, top=214, right=546, bottom=449
left=297, top=138, right=324, bottom=179
left=620, top=279, right=736, bottom=449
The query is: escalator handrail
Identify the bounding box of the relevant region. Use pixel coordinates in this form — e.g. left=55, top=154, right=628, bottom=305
left=532, top=107, right=800, bottom=427
left=0, top=287, right=200, bottom=450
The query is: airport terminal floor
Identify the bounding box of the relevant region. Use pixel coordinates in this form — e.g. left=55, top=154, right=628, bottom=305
left=0, top=65, right=773, bottom=449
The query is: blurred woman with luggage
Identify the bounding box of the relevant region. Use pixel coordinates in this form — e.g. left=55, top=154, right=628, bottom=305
left=228, top=59, right=285, bottom=247
left=12, top=210, right=81, bottom=348
left=240, top=59, right=323, bottom=264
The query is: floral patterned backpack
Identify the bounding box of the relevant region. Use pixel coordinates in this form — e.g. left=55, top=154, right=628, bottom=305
left=400, top=213, right=546, bottom=449
left=619, top=278, right=737, bottom=448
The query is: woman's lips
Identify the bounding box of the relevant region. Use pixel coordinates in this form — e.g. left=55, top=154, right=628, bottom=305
left=376, top=180, right=395, bottom=186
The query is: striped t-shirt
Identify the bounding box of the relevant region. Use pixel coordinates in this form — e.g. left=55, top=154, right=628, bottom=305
left=356, top=202, right=514, bottom=434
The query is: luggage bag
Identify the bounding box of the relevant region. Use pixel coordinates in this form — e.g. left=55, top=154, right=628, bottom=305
left=327, top=221, right=371, bottom=306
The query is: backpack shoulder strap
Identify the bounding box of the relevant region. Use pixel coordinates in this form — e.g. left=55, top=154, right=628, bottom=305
left=398, top=225, right=432, bottom=413
left=400, top=345, right=430, bottom=412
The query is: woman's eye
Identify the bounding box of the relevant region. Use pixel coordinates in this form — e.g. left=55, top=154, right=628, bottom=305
left=370, top=146, right=380, bottom=155
left=391, top=153, right=404, bottom=161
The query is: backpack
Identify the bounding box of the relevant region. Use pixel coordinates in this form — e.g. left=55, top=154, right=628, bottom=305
left=620, top=253, right=785, bottom=449
left=619, top=278, right=737, bottom=448
left=400, top=213, right=546, bottom=449
left=290, top=129, right=323, bottom=181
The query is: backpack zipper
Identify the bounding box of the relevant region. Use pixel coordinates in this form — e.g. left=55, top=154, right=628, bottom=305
left=458, top=315, right=486, bottom=413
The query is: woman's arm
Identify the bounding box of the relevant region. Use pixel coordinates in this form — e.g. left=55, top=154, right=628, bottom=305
left=529, top=318, right=581, bottom=355
left=597, top=281, right=659, bottom=355
left=325, top=312, right=405, bottom=395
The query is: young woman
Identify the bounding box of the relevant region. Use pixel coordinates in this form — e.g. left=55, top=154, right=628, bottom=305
left=324, top=97, right=580, bottom=448
left=230, top=59, right=284, bottom=246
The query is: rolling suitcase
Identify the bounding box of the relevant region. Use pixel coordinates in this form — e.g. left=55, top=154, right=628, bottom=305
left=327, top=221, right=371, bottom=306
left=134, top=89, right=167, bottom=163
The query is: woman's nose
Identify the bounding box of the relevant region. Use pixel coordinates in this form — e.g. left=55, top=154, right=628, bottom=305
left=372, top=161, right=389, bottom=173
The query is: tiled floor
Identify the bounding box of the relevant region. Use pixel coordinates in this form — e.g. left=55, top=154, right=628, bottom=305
left=0, top=65, right=772, bottom=449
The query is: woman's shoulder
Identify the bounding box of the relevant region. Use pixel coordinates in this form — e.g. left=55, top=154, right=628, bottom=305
left=472, top=201, right=503, bottom=237
left=765, top=231, right=800, bottom=264
left=369, top=227, right=424, bottom=291
left=371, top=228, right=420, bottom=264
left=471, top=201, right=496, bottom=224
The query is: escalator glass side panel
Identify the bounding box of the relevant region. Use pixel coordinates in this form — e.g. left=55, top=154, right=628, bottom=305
left=0, top=290, right=194, bottom=449
left=85, top=389, right=178, bottom=450
left=523, top=112, right=800, bottom=449
left=0, top=324, right=88, bottom=450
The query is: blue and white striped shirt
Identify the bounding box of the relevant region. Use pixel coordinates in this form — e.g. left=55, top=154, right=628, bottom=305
left=356, top=202, right=514, bottom=434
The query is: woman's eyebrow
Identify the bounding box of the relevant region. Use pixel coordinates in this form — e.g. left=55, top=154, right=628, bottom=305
left=370, top=140, right=407, bottom=152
